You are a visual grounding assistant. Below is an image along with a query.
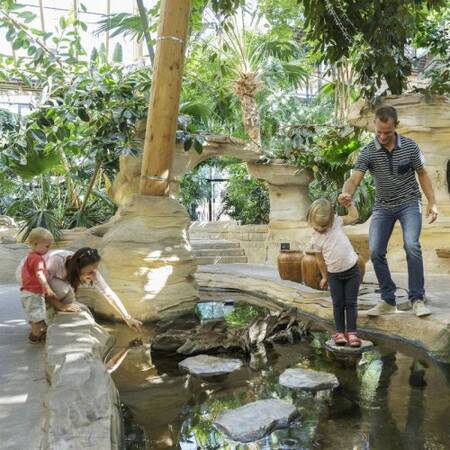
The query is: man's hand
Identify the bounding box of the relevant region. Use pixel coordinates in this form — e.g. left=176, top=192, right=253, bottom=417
left=319, top=278, right=328, bottom=290
left=426, top=203, right=438, bottom=224
left=338, top=193, right=353, bottom=208
left=58, top=303, right=81, bottom=313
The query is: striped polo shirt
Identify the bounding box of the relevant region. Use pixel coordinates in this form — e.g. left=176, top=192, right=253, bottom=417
left=354, top=133, right=425, bottom=208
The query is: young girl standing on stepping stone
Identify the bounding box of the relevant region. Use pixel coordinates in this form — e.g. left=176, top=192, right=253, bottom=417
left=307, top=198, right=362, bottom=347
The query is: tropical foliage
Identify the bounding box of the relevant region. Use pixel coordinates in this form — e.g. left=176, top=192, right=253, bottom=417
left=0, top=0, right=447, bottom=235
left=222, top=161, right=270, bottom=224
left=300, top=0, right=448, bottom=98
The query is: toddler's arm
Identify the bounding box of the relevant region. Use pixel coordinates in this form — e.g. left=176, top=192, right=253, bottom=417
left=341, top=203, right=359, bottom=225
left=35, top=270, right=56, bottom=298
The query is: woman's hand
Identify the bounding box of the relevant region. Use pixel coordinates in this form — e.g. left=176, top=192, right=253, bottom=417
left=124, top=316, right=143, bottom=333
left=127, top=338, right=143, bottom=348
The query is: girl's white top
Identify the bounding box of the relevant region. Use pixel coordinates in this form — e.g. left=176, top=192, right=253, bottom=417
left=309, top=215, right=358, bottom=274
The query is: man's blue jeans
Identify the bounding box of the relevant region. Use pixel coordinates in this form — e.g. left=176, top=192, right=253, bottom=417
left=369, top=200, right=424, bottom=305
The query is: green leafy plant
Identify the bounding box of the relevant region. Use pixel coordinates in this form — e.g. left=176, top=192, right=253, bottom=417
left=287, top=124, right=374, bottom=222
left=300, top=0, right=448, bottom=98
left=222, top=162, right=270, bottom=224
left=225, top=303, right=266, bottom=328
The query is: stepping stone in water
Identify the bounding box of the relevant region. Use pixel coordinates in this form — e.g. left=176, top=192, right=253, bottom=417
left=213, top=399, right=298, bottom=443
left=178, top=354, right=242, bottom=376
left=325, top=339, right=374, bottom=355
left=279, top=368, right=339, bottom=391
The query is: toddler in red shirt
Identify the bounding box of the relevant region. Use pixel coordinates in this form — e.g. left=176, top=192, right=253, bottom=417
left=20, top=227, right=56, bottom=343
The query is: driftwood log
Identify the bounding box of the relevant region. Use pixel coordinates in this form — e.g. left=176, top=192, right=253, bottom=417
left=151, top=308, right=311, bottom=356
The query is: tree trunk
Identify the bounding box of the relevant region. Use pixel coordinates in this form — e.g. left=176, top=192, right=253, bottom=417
left=232, top=72, right=262, bottom=149
left=132, top=2, right=145, bottom=63
left=79, top=158, right=102, bottom=216
left=139, top=0, right=191, bottom=196
left=136, top=0, right=155, bottom=66
left=241, top=92, right=261, bottom=146
left=58, top=148, right=79, bottom=208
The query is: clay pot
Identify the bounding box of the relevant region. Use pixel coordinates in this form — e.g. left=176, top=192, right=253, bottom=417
left=301, top=251, right=322, bottom=290
left=277, top=250, right=303, bottom=283
left=357, top=254, right=366, bottom=283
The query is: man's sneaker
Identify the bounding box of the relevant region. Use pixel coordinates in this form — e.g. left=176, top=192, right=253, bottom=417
left=367, top=301, right=397, bottom=317
left=413, top=300, right=431, bottom=317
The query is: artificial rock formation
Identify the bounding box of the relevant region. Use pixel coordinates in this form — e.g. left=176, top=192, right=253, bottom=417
left=109, top=121, right=260, bottom=206
left=76, top=194, right=198, bottom=322
left=109, top=123, right=317, bottom=267
left=248, top=162, right=313, bottom=263
left=196, top=263, right=450, bottom=363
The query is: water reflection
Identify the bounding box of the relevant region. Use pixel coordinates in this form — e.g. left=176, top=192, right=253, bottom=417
left=106, top=308, right=450, bottom=450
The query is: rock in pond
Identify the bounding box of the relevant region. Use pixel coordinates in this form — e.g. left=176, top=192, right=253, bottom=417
left=325, top=339, right=374, bottom=355
left=279, top=368, right=339, bottom=391
left=179, top=354, right=242, bottom=376
left=213, top=399, right=298, bottom=443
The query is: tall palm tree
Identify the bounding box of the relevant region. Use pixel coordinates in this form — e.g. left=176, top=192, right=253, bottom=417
left=204, top=7, right=309, bottom=148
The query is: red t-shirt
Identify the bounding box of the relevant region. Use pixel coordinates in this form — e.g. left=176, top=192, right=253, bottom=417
left=21, top=252, right=48, bottom=294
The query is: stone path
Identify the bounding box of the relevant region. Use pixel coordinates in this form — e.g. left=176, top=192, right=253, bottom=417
left=0, top=284, right=47, bottom=450
left=179, top=354, right=242, bottom=376
left=279, top=368, right=339, bottom=391
left=325, top=338, right=374, bottom=355
left=214, top=399, right=298, bottom=443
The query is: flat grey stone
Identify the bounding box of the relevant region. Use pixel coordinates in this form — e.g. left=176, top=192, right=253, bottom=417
left=179, top=354, right=242, bottom=376
left=214, top=399, right=298, bottom=443
left=279, top=368, right=339, bottom=391
left=325, top=339, right=374, bottom=355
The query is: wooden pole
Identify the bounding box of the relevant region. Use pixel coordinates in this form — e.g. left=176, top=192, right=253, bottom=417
left=38, top=0, right=45, bottom=31
left=139, top=0, right=191, bottom=196
left=106, top=0, right=110, bottom=61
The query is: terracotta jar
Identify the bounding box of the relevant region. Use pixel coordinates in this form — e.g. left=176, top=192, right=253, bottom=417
left=301, top=250, right=322, bottom=290
left=277, top=250, right=303, bottom=283
left=357, top=254, right=366, bottom=283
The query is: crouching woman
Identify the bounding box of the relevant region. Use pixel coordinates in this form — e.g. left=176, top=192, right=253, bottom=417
left=45, top=247, right=142, bottom=333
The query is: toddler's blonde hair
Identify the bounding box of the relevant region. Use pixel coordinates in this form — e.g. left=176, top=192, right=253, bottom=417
left=307, top=198, right=334, bottom=229
left=27, top=227, right=54, bottom=244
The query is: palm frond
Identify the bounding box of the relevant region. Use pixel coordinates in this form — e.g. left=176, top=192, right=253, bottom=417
left=254, top=39, right=300, bottom=63
left=179, top=100, right=212, bottom=122
left=95, top=13, right=145, bottom=40
left=278, top=62, right=309, bottom=87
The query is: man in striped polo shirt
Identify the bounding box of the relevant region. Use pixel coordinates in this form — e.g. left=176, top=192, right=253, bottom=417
left=338, top=106, right=438, bottom=317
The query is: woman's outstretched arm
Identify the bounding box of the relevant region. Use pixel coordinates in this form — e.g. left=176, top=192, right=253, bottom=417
left=93, top=272, right=143, bottom=333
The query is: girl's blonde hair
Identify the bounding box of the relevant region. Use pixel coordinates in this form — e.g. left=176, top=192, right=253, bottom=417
left=27, top=227, right=54, bottom=244
left=307, top=198, right=334, bottom=229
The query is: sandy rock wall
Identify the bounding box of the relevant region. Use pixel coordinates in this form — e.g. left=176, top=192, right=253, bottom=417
left=76, top=195, right=198, bottom=322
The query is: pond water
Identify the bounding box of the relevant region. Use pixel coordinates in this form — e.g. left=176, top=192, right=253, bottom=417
left=103, top=299, right=450, bottom=450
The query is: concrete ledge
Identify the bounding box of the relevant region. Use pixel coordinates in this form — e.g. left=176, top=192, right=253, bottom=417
left=43, top=307, right=122, bottom=450
left=196, top=264, right=450, bottom=363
